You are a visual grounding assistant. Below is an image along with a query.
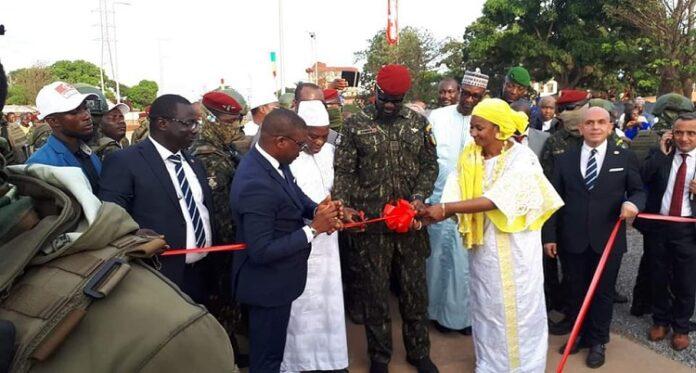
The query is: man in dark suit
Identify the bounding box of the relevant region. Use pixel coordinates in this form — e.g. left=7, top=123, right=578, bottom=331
left=99, top=94, right=214, bottom=303
left=633, top=112, right=696, bottom=351
left=542, top=106, right=646, bottom=368
left=230, top=108, right=343, bottom=372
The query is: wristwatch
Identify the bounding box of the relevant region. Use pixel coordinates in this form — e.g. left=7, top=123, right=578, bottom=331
left=309, top=225, right=319, bottom=237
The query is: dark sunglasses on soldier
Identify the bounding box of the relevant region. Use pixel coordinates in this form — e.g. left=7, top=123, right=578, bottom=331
left=376, top=87, right=404, bottom=104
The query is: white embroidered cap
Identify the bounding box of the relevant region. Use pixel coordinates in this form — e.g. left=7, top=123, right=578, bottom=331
left=462, top=68, right=489, bottom=89
left=297, top=100, right=329, bottom=127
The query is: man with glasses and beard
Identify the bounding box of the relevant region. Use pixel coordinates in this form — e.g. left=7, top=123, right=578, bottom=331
left=99, top=94, right=214, bottom=301
left=27, top=82, right=102, bottom=193
left=424, top=69, right=488, bottom=337
left=333, top=64, right=439, bottom=373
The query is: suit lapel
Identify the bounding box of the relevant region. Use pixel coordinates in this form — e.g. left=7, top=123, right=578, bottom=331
left=139, top=139, right=180, bottom=207
left=593, top=142, right=618, bottom=193
left=569, top=146, right=586, bottom=191
left=250, top=148, right=304, bottom=210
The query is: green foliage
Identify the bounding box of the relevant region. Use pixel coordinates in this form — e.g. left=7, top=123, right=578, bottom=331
left=125, top=80, right=158, bottom=110
left=461, top=0, right=662, bottom=96
left=354, top=27, right=441, bottom=104
left=51, top=60, right=106, bottom=88
left=6, top=65, right=55, bottom=105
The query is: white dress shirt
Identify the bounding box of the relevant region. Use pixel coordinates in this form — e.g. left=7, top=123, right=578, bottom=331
left=660, top=148, right=696, bottom=216
left=542, top=119, right=554, bottom=132
left=149, top=137, right=212, bottom=263
left=255, top=143, right=315, bottom=243
left=580, top=140, right=608, bottom=178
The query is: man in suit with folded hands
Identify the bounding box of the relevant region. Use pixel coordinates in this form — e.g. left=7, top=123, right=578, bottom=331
left=542, top=107, right=646, bottom=369
left=633, top=112, right=696, bottom=351
left=230, top=108, right=347, bottom=372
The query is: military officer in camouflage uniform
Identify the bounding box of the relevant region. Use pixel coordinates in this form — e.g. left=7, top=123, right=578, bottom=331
left=130, top=107, right=151, bottom=144
left=333, top=65, right=439, bottom=373
left=190, top=89, right=248, bottom=365
left=92, top=102, right=130, bottom=160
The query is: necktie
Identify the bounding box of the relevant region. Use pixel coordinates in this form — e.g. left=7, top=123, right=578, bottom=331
left=585, top=148, right=598, bottom=190
left=668, top=154, right=689, bottom=216
left=168, top=154, right=206, bottom=248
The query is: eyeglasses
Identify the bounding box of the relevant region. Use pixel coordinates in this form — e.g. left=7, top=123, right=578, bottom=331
left=163, top=117, right=201, bottom=129
left=280, top=135, right=309, bottom=151
left=376, top=87, right=404, bottom=104
left=460, top=89, right=485, bottom=101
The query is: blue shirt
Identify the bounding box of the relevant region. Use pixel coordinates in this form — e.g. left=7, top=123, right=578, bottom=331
left=27, top=134, right=102, bottom=192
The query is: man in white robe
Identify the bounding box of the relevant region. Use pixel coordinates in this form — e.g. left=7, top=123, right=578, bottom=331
left=281, top=100, right=348, bottom=372
left=425, top=69, right=488, bottom=333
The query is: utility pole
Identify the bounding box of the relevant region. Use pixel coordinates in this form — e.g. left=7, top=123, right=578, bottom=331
left=111, top=1, right=130, bottom=103
left=98, top=0, right=106, bottom=93
left=277, top=0, right=285, bottom=94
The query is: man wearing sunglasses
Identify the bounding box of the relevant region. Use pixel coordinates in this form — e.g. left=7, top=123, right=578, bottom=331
left=333, top=64, right=439, bottom=373
left=26, top=81, right=102, bottom=193
left=99, top=94, right=214, bottom=304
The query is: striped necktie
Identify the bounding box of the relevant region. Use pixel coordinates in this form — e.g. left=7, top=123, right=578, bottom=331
left=585, top=148, right=598, bottom=190
left=168, top=154, right=206, bottom=248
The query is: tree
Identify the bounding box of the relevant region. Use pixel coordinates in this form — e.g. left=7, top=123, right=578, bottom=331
left=354, top=27, right=441, bottom=103
left=461, top=0, right=661, bottom=96
left=606, top=0, right=696, bottom=97
left=6, top=65, right=54, bottom=105
left=436, top=37, right=465, bottom=80
left=125, top=80, right=158, bottom=110
left=51, top=60, right=106, bottom=88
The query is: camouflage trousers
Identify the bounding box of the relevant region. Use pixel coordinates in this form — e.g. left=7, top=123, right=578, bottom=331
left=346, top=230, right=431, bottom=363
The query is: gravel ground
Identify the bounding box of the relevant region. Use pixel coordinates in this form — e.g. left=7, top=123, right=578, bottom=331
left=611, top=227, right=696, bottom=368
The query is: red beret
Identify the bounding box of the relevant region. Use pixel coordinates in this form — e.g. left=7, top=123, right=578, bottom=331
left=376, top=64, right=411, bottom=96
left=202, top=91, right=242, bottom=114
left=557, top=89, right=589, bottom=105
left=323, top=89, right=339, bottom=101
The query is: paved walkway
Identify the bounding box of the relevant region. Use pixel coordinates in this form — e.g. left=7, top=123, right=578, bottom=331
left=345, top=297, right=693, bottom=372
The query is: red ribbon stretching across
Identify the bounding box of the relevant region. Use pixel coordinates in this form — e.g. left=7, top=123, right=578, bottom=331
left=557, top=212, right=696, bottom=372
left=160, top=244, right=247, bottom=256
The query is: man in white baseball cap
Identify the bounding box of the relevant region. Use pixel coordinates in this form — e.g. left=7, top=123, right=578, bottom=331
left=26, top=81, right=102, bottom=193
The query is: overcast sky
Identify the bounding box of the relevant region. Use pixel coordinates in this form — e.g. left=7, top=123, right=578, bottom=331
left=1, top=0, right=484, bottom=100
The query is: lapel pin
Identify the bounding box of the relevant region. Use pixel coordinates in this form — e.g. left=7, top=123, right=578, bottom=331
left=613, top=151, right=619, bottom=154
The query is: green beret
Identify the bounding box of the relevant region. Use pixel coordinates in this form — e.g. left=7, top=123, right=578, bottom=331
left=588, top=98, right=614, bottom=113
left=506, top=67, right=531, bottom=88
left=653, top=93, right=694, bottom=115
left=279, top=93, right=294, bottom=109
left=216, top=87, right=249, bottom=116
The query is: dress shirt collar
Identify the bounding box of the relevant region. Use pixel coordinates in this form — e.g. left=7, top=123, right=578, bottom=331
left=149, top=136, right=183, bottom=161
left=582, top=139, right=607, bottom=155
left=256, top=142, right=282, bottom=171
left=677, top=147, right=696, bottom=158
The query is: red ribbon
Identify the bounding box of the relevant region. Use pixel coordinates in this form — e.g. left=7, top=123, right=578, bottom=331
left=635, top=213, right=696, bottom=223
left=160, top=243, right=247, bottom=256
left=341, top=199, right=417, bottom=233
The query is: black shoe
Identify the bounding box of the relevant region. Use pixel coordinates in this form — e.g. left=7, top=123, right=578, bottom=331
left=586, top=344, right=606, bottom=369
left=369, top=361, right=388, bottom=373
left=558, top=337, right=588, bottom=355
left=613, top=290, right=628, bottom=304
left=406, top=356, right=439, bottom=373
left=459, top=326, right=472, bottom=335
left=431, top=321, right=457, bottom=334
left=549, top=318, right=573, bottom=336
left=689, top=321, right=696, bottom=333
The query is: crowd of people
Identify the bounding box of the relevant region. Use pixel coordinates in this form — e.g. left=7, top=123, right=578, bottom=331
left=1, top=59, right=696, bottom=373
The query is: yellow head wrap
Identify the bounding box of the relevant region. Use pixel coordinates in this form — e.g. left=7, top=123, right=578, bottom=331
left=457, top=98, right=529, bottom=247
left=471, top=98, right=528, bottom=140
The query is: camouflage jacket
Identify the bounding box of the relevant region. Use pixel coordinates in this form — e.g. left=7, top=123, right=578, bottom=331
left=333, top=106, right=438, bottom=233
left=130, top=118, right=150, bottom=144
left=1, top=121, right=29, bottom=164
left=190, top=117, right=238, bottom=244
left=27, top=122, right=52, bottom=152
left=91, top=136, right=129, bottom=161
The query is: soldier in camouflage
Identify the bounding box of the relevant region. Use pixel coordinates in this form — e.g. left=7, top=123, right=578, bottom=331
left=333, top=65, right=439, bottom=373
left=130, top=108, right=151, bottom=144
left=92, top=103, right=131, bottom=161
left=189, top=89, right=248, bottom=365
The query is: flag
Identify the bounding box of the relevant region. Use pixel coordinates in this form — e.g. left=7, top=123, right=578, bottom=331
left=387, top=0, right=398, bottom=45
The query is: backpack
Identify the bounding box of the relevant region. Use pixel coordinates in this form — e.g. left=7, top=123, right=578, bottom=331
left=0, top=163, right=237, bottom=373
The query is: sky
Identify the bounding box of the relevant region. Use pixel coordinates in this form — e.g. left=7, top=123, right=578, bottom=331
left=1, top=0, right=485, bottom=101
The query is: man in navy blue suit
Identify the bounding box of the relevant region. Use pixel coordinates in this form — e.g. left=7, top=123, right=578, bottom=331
left=230, top=108, right=343, bottom=372
left=99, top=94, right=214, bottom=303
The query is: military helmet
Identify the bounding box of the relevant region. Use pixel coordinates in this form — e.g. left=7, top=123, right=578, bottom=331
left=73, top=83, right=109, bottom=116
left=652, top=93, right=693, bottom=115
left=279, top=93, right=294, bottom=109
left=215, top=87, right=249, bottom=116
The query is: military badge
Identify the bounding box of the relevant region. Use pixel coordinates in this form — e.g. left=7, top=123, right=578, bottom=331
left=356, top=127, right=379, bottom=135
left=424, top=124, right=436, bottom=146
left=208, top=177, right=218, bottom=189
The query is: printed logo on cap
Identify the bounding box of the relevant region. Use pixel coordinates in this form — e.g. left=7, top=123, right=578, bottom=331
left=54, top=83, right=79, bottom=99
